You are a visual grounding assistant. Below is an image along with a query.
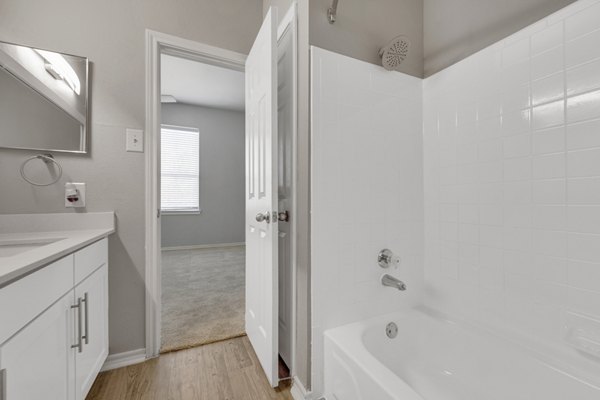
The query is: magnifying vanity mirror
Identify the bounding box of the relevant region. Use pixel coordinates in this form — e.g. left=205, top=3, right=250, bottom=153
left=0, top=40, right=89, bottom=153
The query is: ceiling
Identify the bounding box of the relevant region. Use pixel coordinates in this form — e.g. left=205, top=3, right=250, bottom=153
left=160, top=54, right=245, bottom=111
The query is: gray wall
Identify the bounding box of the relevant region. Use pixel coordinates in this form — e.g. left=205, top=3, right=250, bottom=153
left=0, top=0, right=262, bottom=355
left=309, top=0, right=424, bottom=78
left=160, top=104, right=245, bottom=248
left=424, top=0, right=576, bottom=76
left=263, top=0, right=295, bottom=23
left=306, top=0, right=576, bottom=78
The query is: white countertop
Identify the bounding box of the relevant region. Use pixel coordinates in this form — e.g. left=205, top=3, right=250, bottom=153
left=0, top=212, right=115, bottom=287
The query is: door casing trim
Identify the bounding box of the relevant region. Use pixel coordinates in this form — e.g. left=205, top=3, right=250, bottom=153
left=144, top=7, right=298, bottom=374
left=145, top=29, right=246, bottom=358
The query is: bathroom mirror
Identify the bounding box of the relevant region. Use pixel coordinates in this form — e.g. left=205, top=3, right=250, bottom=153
left=0, top=40, right=88, bottom=153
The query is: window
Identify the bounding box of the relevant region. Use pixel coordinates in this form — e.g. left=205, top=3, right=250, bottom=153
left=161, top=125, right=200, bottom=213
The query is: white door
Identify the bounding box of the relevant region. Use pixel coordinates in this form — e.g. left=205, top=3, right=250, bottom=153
left=245, top=6, right=279, bottom=387
left=0, top=292, right=76, bottom=400
left=75, top=264, right=109, bottom=400
left=277, top=13, right=295, bottom=369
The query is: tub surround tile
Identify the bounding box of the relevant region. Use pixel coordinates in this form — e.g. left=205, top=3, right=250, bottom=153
left=311, top=47, right=423, bottom=394
left=424, top=0, right=600, bottom=362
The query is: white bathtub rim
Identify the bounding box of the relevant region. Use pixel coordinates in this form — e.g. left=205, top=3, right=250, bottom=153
left=419, top=306, right=600, bottom=389
left=325, top=317, right=425, bottom=400
left=325, top=306, right=600, bottom=394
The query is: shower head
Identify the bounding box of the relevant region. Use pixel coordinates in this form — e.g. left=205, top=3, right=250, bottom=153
left=379, top=35, right=410, bottom=71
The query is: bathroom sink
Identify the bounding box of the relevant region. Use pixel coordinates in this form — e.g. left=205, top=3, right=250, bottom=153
left=0, top=238, right=65, bottom=258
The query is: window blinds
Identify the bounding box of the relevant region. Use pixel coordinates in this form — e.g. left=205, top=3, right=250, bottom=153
left=160, top=125, right=200, bottom=212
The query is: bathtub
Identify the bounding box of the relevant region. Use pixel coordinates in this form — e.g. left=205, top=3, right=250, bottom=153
left=324, top=307, right=600, bottom=400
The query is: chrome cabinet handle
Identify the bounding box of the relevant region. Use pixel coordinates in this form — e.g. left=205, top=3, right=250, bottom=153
left=71, top=297, right=83, bottom=353
left=82, top=292, right=89, bottom=345
left=255, top=212, right=271, bottom=223
left=0, top=368, right=6, bottom=400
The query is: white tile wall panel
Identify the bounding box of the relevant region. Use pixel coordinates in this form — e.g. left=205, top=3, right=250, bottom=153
left=532, top=100, right=565, bottom=129
left=566, top=29, right=600, bottom=67
left=532, top=126, right=564, bottom=155
left=567, top=119, right=600, bottom=150
left=567, top=59, right=600, bottom=95
left=311, top=47, right=423, bottom=394
left=532, top=73, right=565, bottom=106
left=568, top=148, right=600, bottom=177
left=423, top=0, right=600, bottom=369
left=565, top=0, right=600, bottom=40
left=531, top=22, right=564, bottom=55
left=533, top=153, right=565, bottom=179
left=568, top=177, right=600, bottom=203
left=311, top=1, right=600, bottom=395
left=531, top=46, right=564, bottom=81
left=567, top=90, right=600, bottom=123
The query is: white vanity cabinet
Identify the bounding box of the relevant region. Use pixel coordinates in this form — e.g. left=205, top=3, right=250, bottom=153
left=0, top=290, right=76, bottom=400
left=0, top=238, right=109, bottom=400
left=74, top=263, right=108, bottom=399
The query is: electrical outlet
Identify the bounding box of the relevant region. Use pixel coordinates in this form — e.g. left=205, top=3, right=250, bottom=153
left=126, top=128, right=144, bottom=152
left=65, top=183, right=86, bottom=208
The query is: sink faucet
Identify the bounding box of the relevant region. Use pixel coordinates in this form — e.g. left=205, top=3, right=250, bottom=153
left=381, top=274, right=406, bottom=291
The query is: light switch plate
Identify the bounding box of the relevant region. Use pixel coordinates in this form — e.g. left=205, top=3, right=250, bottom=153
left=126, top=128, right=144, bottom=152
left=65, top=183, right=86, bottom=208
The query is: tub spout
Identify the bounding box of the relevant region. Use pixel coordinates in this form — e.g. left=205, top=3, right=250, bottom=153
left=381, top=274, right=406, bottom=291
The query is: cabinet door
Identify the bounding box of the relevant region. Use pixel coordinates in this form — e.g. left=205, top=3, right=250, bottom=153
left=0, top=293, right=75, bottom=400
left=74, top=264, right=108, bottom=400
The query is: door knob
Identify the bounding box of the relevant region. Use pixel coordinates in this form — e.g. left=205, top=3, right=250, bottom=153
left=256, top=212, right=271, bottom=223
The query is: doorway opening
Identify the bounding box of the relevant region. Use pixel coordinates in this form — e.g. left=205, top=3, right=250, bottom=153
left=145, top=4, right=297, bottom=388
left=159, top=55, right=247, bottom=353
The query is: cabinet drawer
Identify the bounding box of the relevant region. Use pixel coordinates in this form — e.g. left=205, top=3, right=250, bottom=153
left=74, top=238, right=108, bottom=284
left=0, top=255, right=74, bottom=345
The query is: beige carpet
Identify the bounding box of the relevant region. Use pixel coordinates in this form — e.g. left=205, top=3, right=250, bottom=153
left=160, top=246, right=245, bottom=353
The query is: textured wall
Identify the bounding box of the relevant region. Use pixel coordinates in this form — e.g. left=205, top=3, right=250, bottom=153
left=161, top=104, right=245, bottom=247
left=311, top=47, right=424, bottom=396
left=310, top=0, right=424, bottom=78
left=0, top=0, right=262, bottom=355
left=424, top=0, right=600, bottom=365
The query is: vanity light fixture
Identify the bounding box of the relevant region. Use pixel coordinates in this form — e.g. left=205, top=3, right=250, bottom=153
left=34, top=49, right=81, bottom=95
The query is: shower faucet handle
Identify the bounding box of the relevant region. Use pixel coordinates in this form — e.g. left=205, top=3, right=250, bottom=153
left=378, top=249, right=400, bottom=269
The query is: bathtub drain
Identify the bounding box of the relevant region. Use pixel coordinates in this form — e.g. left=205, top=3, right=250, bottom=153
left=386, top=322, right=398, bottom=338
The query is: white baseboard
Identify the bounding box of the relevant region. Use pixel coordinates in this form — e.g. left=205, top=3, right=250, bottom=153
left=161, top=242, right=245, bottom=251
left=100, top=348, right=147, bottom=372
left=291, top=378, right=312, bottom=400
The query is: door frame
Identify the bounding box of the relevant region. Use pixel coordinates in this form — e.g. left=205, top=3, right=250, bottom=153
left=144, top=29, right=246, bottom=358
left=144, top=10, right=298, bottom=370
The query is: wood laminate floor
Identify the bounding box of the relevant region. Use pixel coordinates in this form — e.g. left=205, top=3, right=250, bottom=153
left=86, top=336, right=293, bottom=400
